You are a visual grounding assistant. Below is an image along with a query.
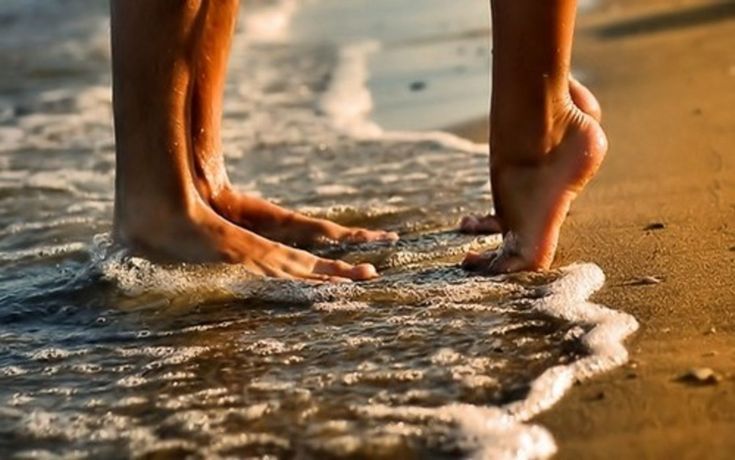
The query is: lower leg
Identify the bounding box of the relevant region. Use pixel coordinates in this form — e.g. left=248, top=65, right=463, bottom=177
left=187, top=5, right=397, bottom=247
left=111, top=0, right=203, bottom=244
left=461, top=0, right=607, bottom=273
left=489, top=0, right=580, bottom=159
left=110, top=0, right=376, bottom=280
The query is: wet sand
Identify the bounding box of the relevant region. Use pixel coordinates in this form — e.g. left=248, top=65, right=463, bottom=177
left=452, top=0, right=735, bottom=457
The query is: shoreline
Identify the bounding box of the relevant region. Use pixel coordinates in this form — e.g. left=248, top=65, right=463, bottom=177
left=447, top=0, right=735, bottom=457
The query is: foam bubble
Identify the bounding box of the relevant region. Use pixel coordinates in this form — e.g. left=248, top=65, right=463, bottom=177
left=346, top=264, right=638, bottom=459
left=243, top=0, right=298, bottom=43
left=319, top=41, right=383, bottom=137
left=0, top=243, right=88, bottom=264
left=1, top=366, right=27, bottom=377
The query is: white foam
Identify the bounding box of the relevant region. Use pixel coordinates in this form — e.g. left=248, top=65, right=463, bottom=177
left=318, top=41, right=384, bottom=137
left=95, top=230, right=637, bottom=458
left=243, top=0, right=298, bottom=43
left=1, top=217, right=96, bottom=236
left=0, top=242, right=88, bottom=264
left=243, top=339, right=304, bottom=356
left=92, top=236, right=636, bottom=459
left=1, top=366, right=28, bottom=377
left=207, top=432, right=290, bottom=453
left=578, top=0, right=601, bottom=12
left=312, top=301, right=371, bottom=313
left=348, top=264, right=637, bottom=459
left=0, top=127, right=24, bottom=152
left=27, top=348, right=80, bottom=362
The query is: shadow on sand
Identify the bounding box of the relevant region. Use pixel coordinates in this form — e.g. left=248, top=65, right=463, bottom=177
left=596, top=1, right=735, bottom=38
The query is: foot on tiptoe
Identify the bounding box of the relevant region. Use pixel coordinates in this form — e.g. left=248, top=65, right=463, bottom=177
left=460, top=82, right=606, bottom=274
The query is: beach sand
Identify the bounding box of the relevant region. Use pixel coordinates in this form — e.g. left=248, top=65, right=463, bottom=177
left=452, top=0, right=735, bottom=456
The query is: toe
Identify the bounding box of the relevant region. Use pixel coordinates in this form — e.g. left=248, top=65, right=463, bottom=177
left=346, top=229, right=399, bottom=244
left=486, top=253, right=531, bottom=274
left=463, top=250, right=539, bottom=275
left=302, top=274, right=330, bottom=284
left=350, top=229, right=374, bottom=242
left=459, top=216, right=480, bottom=233
left=313, top=259, right=378, bottom=281
left=461, top=250, right=497, bottom=271
left=328, top=276, right=353, bottom=283
left=460, top=214, right=502, bottom=234
left=381, top=231, right=400, bottom=242
left=350, top=263, right=379, bottom=280
left=303, top=273, right=352, bottom=284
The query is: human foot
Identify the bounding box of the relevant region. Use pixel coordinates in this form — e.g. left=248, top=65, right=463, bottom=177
left=111, top=1, right=380, bottom=282
left=460, top=78, right=602, bottom=236
left=461, top=100, right=607, bottom=274
left=202, top=186, right=399, bottom=248
left=116, top=200, right=378, bottom=282
left=181, top=1, right=397, bottom=250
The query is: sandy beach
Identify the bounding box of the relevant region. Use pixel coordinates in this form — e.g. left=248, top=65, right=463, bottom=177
left=454, top=0, right=735, bottom=456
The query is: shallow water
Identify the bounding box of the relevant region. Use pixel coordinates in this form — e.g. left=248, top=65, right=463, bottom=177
left=0, top=1, right=636, bottom=458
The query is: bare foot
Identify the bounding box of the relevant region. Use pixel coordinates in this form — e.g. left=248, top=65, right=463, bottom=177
left=460, top=78, right=602, bottom=235
left=111, top=0, right=382, bottom=282
left=207, top=187, right=399, bottom=248
left=118, top=201, right=378, bottom=282
left=460, top=82, right=607, bottom=273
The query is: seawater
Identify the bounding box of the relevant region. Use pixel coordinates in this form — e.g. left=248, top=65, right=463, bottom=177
left=0, top=1, right=637, bottom=458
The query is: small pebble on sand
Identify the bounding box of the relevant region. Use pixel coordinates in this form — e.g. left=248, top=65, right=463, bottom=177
left=622, top=276, right=662, bottom=286
left=676, top=367, right=722, bottom=386
left=644, top=222, right=666, bottom=231
left=409, top=81, right=426, bottom=92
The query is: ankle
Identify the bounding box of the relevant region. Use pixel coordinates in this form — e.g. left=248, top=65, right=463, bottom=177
left=490, top=98, right=585, bottom=163
left=192, top=159, right=231, bottom=206
left=113, top=192, right=203, bottom=243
